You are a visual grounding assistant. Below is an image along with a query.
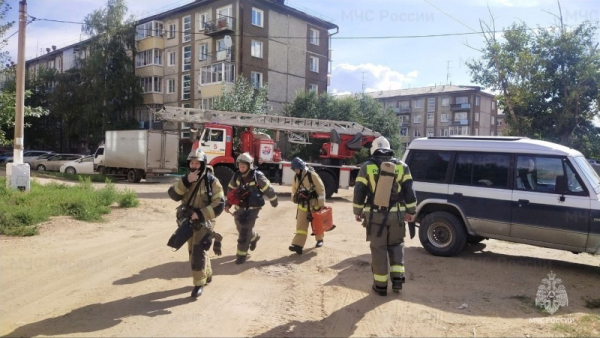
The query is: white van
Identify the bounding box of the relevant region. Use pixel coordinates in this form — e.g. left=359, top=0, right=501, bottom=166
left=402, top=136, right=600, bottom=257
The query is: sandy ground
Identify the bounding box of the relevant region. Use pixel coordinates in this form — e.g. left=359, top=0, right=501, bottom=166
left=1, top=175, right=599, bottom=337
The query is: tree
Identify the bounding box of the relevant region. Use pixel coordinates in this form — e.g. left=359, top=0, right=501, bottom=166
left=211, top=77, right=270, bottom=114
left=283, top=92, right=401, bottom=163
left=467, top=3, right=600, bottom=157
left=0, top=0, right=14, bottom=67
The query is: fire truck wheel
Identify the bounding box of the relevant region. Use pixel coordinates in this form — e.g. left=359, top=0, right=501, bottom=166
left=317, top=170, right=336, bottom=199
left=214, top=165, right=235, bottom=193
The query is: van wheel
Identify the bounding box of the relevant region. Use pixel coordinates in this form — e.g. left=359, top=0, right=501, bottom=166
left=127, top=169, right=142, bottom=183
left=419, top=211, right=467, bottom=257
left=317, top=171, right=336, bottom=199
left=214, top=166, right=235, bottom=193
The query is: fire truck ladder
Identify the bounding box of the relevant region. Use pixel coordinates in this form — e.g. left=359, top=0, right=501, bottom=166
left=155, top=106, right=381, bottom=139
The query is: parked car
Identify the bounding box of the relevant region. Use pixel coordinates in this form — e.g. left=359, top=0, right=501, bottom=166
left=402, top=136, right=600, bottom=257
left=24, top=153, right=57, bottom=166
left=0, top=152, right=13, bottom=163
left=60, top=156, right=96, bottom=175
left=31, top=154, right=84, bottom=172
left=5, top=150, right=55, bottom=164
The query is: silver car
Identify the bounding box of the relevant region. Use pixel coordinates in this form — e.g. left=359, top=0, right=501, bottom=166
left=32, top=154, right=84, bottom=172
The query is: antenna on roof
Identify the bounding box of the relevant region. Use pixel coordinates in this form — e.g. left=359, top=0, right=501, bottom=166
left=446, top=60, right=452, bottom=84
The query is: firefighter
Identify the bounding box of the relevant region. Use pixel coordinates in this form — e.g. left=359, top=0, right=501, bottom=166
left=224, top=152, right=278, bottom=264
left=353, top=136, right=417, bottom=296
left=168, top=149, right=225, bottom=298
left=289, top=157, right=327, bottom=255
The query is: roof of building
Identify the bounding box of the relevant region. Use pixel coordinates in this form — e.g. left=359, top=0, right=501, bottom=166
left=26, top=37, right=93, bottom=64
left=361, top=85, right=495, bottom=99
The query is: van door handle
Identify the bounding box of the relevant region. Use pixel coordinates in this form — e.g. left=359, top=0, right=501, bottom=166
left=453, top=192, right=463, bottom=197
left=518, top=199, right=529, bottom=207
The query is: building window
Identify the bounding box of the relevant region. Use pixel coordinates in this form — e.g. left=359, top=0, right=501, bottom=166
left=168, top=51, right=175, bottom=66
left=475, top=128, right=479, bottom=136
left=441, top=113, right=448, bottom=122
left=427, top=113, right=434, bottom=126
left=251, top=71, right=263, bottom=89
left=440, top=128, right=448, bottom=136
left=136, top=49, right=163, bottom=68
left=251, top=40, right=263, bottom=58
left=456, top=96, right=468, bottom=104
left=309, top=84, right=318, bottom=93
left=200, top=63, right=235, bottom=84
left=252, top=8, right=263, bottom=27
left=491, top=116, right=496, bottom=125
left=414, top=129, right=421, bottom=137
left=182, top=46, right=191, bottom=71
left=136, top=20, right=164, bottom=40
left=442, top=97, right=450, bottom=106
left=199, top=43, right=209, bottom=61
left=400, top=127, right=408, bottom=136
left=182, top=16, right=192, bottom=42
left=427, top=98, right=436, bottom=112
left=414, top=99, right=422, bottom=108
left=167, top=79, right=175, bottom=94
left=475, top=96, right=480, bottom=106
left=413, top=114, right=421, bottom=124
left=309, top=56, right=319, bottom=73
left=182, top=75, right=191, bottom=100
left=427, top=130, right=434, bottom=137
left=492, top=101, right=496, bottom=109
left=199, top=13, right=209, bottom=30
left=199, top=97, right=216, bottom=110
left=310, top=28, right=320, bottom=45
left=475, top=112, right=479, bottom=122
left=168, top=24, right=176, bottom=39
left=399, top=100, right=409, bottom=108
left=140, top=77, right=162, bottom=93
left=454, top=112, right=468, bottom=121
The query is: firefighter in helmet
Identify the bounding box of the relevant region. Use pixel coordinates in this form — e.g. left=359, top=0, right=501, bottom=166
left=168, top=148, right=225, bottom=297
left=353, top=136, right=417, bottom=296
left=289, top=157, right=327, bottom=255
left=224, top=152, right=278, bottom=264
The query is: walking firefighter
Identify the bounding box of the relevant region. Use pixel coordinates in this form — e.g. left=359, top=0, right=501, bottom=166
left=353, top=136, right=417, bottom=296
left=224, top=152, right=278, bottom=264
left=167, top=149, right=225, bottom=297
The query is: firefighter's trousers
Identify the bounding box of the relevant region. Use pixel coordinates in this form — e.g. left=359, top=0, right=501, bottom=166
left=366, top=211, right=406, bottom=289
left=186, top=220, right=216, bottom=287
left=233, top=208, right=260, bottom=257
left=292, top=209, right=324, bottom=248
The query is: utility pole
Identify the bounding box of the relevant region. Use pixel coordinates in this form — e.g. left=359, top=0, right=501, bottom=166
left=446, top=60, right=452, bottom=84
left=6, top=0, right=30, bottom=191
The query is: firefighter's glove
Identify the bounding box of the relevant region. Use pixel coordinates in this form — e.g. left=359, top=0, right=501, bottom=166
left=213, top=240, right=222, bottom=256
left=270, top=199, right=278, bottom=208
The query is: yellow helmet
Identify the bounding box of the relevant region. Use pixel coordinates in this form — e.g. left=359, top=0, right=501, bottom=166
left=236, top=152, right=253, bottom=167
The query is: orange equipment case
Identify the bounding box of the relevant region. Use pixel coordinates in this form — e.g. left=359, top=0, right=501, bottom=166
left=311, top=206, right=335, bottom=236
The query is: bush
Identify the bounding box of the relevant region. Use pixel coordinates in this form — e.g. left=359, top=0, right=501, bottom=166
left=0, top=177, right=140, bottom=236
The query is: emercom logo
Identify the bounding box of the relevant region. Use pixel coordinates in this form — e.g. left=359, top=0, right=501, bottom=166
left=535, top=271, right=568, bottom=315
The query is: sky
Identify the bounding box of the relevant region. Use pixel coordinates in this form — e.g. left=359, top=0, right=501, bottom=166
left=3, top=0, right=600, bottom=97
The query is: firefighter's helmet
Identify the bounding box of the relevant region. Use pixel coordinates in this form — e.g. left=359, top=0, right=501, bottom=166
left=370, top=136, right=391, bottom=155
left=187, top=148, right=207, bottom=162
left=236, top=152, right=253, bottom=168
left=291, top=157, right=307, bottom=171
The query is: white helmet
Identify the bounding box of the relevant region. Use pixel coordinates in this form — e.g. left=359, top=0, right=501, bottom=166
left=187, top=148, right=207, bottom=162
left=370, top=136, right=391, bottom=155
left=236, top=152, right=254, bottom=168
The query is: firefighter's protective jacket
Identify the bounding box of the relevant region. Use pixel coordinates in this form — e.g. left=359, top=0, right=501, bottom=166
left=168, top=168, right=225, bottom=221
left=353, top=153, right=417, bottom=216
left=226, top=169, right=277, bottom=209
left=292, top=169, right=326, bottom=212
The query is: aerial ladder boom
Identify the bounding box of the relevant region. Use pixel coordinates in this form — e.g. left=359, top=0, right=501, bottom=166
left=155, top=106, right=381, bottom=137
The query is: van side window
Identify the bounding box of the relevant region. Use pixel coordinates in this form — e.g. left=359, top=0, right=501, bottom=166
left=409, top=151, right=452, bottom=182
left=453, top=153, right=510, bottom=188
left=516, top=156, right=585, bottom=194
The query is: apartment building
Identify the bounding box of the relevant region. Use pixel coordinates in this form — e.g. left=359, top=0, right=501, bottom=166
left=134, top=0, right=337, bottom=144
left=367, top=85, right=498, bottom=148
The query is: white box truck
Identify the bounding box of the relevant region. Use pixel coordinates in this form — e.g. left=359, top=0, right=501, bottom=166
left=93, top=130, right=179, bottom=182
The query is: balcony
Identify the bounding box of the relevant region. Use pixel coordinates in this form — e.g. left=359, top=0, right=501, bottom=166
left=451, top=103, right=471, bottom=111
left=451, top=119, right=470, bottom=126
left=203, top=16, right=236, bottom=36
left=199, top=48, right=234, bottom=64
left=394, top=107, right=411, bottom=114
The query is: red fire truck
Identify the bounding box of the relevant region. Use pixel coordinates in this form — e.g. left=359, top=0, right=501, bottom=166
left=156, top=106, right=381, bottom=198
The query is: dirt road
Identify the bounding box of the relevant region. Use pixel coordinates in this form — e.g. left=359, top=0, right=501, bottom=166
left=1, top=177, right=599, bottom=337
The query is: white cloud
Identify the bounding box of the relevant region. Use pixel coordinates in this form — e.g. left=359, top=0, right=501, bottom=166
left=330, top=63, right=418, bottom=94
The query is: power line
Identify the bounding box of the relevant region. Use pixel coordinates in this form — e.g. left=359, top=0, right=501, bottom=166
left=422, top=0, right=479, bottom=33
left=2, top=20, right=36, bottom=44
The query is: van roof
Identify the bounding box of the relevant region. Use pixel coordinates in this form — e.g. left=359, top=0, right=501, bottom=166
left=407, top=137, right=584, bottom=157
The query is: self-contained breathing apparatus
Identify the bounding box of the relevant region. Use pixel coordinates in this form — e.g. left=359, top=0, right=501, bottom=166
left=227, top=170, right=266, bottom=209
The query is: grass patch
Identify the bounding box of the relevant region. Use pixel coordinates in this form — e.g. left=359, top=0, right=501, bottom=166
left=554, top=314, right=600, bottom=338
left=0, top=176, right=139, bottom=236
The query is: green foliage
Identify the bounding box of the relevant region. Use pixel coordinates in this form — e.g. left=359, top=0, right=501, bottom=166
left=467, top=8, right=600, bottom=157
left=0, top=176, right=139, bottom=236
left=0, top=0, right=14, bottom=67
left=212, top=77, right=270, bottom=115
left=283, top=92, right=401, bottom=163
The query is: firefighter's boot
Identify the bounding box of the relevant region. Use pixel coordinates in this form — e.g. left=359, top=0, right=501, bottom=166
left=392, top=275, right=405, bottom=292
left=315, top=240, right=324, bottom=248
left=250, top=234, right=260, bottom=251
left=191, top=285, right=203, bottom=297
left=288, top=244, right=303, bottom=255
left=235, top=255, right=247, bottom=264
left=372, top=284, right=387, bottom=296
left=206, top=276, right=212, bottom=284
